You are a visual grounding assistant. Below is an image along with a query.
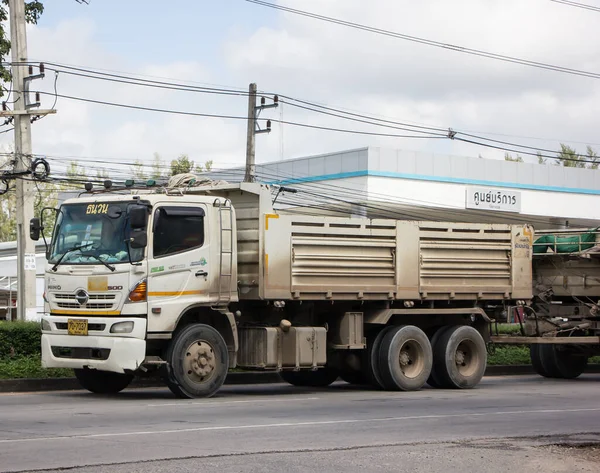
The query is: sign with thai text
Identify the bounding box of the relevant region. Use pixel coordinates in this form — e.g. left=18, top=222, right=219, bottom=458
left=465, top=187, right=521, bottom=213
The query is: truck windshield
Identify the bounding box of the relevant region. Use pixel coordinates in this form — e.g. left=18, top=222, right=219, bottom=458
left=49, top=202, right=144, bottom=265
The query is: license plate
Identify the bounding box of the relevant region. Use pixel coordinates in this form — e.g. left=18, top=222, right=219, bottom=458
left=67, top=319, right=88, bottom=336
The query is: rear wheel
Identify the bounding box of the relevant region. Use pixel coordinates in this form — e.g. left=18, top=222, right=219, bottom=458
left=279, top=367, right=339, bottom=387
left=365, top=326, right=395, bottom=389
left=74, top=369, right=133, bottom=394
left=539, top=345, right=588, bottom=379
left=339, top=352, right=367, bottom=385
left=530, top=344, right=552, bottom=378
left=165, top=323, right=229, bottom=399
left=553, top=347, right=588, bottom=379
left=538, top=344, right=563, bottom=378
left=377, top=325, right=433, bottom=391
left=427, top=327, right=450, bottom=388
left=431, top=325, right=487, bottom=389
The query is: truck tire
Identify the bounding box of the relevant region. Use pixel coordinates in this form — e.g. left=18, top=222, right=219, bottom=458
left=339, top=352, right=367, bottom=385
left=377, top=325, right=433, bottom=391
left=366, top=327, right=395, bottom=389
left=530, top=344, right=552, bottom=378
left=279, top=368, right=339, bottom=387
left=427, top=327, right=451, bottom=388
left=74, top=369, right=133, bottom=394
left=165, top=323, right=229, bottom=399
left=551, top=346, right=588, bottom=379
left=431, top=325, right=487, bottom=389
left=538, top=344, right=563, bottom=378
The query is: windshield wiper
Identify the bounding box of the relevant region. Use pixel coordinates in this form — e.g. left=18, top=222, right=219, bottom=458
left=51, top=242, right=95, bottom=272
left=81, top=253, right=116, bottom=272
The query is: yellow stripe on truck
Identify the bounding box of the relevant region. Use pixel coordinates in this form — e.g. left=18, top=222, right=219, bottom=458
left=51, top=310, right=121, bottom=316
left=148, top=290, right=207, bottom=297
left=265, top=213, right=279, bottom=230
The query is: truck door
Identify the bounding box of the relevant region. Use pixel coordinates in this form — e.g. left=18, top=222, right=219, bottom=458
left=146, top=204, right=211, bottom=334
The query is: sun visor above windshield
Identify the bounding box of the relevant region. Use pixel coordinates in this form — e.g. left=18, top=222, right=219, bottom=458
left=159, top=207, right=205, bottom=217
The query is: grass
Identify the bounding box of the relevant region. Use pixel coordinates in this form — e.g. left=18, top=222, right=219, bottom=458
left=487, top=345, right=531, bottom=365
left=0, top=356, right=72, bottom=380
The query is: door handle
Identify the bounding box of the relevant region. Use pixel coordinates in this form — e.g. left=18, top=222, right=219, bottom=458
left=195, top=270, right=208, bottom=277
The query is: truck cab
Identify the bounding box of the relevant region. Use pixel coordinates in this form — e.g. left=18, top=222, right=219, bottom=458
left=33, top=189, right=238, bottom=397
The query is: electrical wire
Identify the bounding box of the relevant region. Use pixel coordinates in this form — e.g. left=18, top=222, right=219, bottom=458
left=245, top=0, right=600, bottom=80
left=32, top=90, right=446, bottom=140
left=550, top=0, right=600, bottom=13
left=6, top=60, right=599, bottom=164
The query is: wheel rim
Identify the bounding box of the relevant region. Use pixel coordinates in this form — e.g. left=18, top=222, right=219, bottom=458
left=397, top=339, right=425, bottom=379
left=455, top=340, right=479, bottom=377
left=183, top=340, right=217, bottom=384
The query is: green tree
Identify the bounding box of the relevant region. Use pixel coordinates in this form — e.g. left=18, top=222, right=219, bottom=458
left=195, top=159, right=213, bottom=173
left=151, top=152, right=164, bottom=180
left=504, top=152, right=523, bottom=163
left=556, top=144, right=599, bottom=169
left=130, top=159, right=146, bottom=180
left=96, top=168, right=109, bottom=180
left=537, top=151, right=547, bottom=165
left=0, top=188, right=16, bottom=241
left=0, top=1, right=44, bottom=92
left=66, top=161, right=87, bottom=179
left=170, top=154, right=194, bottom=176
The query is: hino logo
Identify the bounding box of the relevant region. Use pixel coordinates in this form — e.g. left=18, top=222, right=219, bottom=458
left=75, top=290, right=89, bottom=306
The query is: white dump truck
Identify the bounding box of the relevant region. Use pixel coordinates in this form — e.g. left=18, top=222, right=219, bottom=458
left=29, top=180, right=600, bottom=398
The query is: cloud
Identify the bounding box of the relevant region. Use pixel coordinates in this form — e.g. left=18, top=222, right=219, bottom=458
left=2, top=0, right=599, bottom=182
left=225, top=0, right=600, bottom=160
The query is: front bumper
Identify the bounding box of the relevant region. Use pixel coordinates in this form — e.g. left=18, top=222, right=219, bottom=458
left=41, top=316, right=147, bottom=374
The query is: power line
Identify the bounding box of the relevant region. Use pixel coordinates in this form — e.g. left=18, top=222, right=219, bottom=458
left=33, top=90, right=446, bottom=140
left=8, top=60, right=600, bottom=161
left=38, top=62, right=448, bottom=136
left=245, top=0, right=600, bottom=80
left=550, top=0, right=600, bottom=13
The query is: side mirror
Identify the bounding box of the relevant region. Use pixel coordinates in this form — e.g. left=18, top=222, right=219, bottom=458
left=129, top=205, right=148, bottom=229
left=129, top=229, right=147, bottom=249
left=29, top=218, right=41, bottom=241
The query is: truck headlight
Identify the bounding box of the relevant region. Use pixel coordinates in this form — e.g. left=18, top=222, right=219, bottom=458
left=110, top=321, right=134, bottom=334
left=41, top=319, right=51, bottom=331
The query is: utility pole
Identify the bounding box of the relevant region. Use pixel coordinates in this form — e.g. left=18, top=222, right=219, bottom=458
left=244, top=83, right=257, bottom=182
left=244, top=83, right=278, bottom=182
left=4, top=0, right=55, bottom=321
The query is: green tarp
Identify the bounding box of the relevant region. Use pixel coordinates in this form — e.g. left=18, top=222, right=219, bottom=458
left=533, top=228, right=599, bottom=254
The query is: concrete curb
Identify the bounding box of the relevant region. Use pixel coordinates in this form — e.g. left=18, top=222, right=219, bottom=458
left=0, top=371, right=282, bottom=393
left=1, top=365, right=599, bottom=393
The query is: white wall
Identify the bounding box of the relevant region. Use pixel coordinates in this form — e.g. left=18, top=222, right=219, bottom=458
left=367, top=176, right=600, bottom=221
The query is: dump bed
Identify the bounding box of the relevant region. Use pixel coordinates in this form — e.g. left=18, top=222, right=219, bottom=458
left=532, top=228, right=600, bottom=298
left=261, top=215, right=533, bottom=301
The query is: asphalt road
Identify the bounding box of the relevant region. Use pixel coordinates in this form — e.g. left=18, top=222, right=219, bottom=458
left=1, top=375, right=600, bottom=473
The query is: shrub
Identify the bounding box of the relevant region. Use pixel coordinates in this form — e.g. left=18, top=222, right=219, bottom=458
left=0, top=321, right=41, bottom=357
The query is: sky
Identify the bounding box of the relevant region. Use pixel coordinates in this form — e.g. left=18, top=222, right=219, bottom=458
left=1, top=0, right=600, bottom=179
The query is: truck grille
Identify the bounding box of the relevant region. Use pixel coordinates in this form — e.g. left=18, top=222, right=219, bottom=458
left=56, top=302, right=114, bottom=309
left=55, top=294, right=116, bottom=301
left=53, top=293, right=117, bottom=311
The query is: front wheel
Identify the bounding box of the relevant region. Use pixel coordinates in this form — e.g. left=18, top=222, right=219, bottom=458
left=74, top=369, right=133, bottom=394
left=165, top=323, right=229, bottom=399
